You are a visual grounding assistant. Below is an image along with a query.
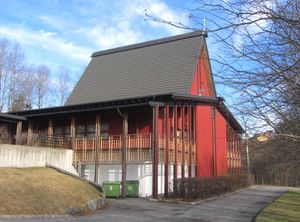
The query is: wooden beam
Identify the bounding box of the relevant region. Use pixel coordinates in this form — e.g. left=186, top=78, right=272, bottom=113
left=121, top=112, right=128, bottom=198
left=152, top=105, right=159, bottom=198
left=193, top=106, right=197, bottom=176
left=212, top=107, right=217, bottom=176
left=16, top=121, right=22, bottom=145
left=188, top=105, right=192, bottom=177
left=48, top=118, right=53, bottom=137
left=174, top=104, right=178, bottom=181
left=181, top=104, right=185, bottom=178
left=70, top=116, right=76, bottom=148
left=94, top=113, right=101, bottom=183
left=164, top=104, right=170, bottom=197
left=27, top=120, right=33, bottom=145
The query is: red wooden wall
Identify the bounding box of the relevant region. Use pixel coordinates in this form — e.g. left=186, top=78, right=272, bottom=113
left=190, top=45, right=229, bottom=177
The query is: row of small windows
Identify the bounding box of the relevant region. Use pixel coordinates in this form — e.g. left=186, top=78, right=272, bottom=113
left=53, top=123, right=109, bottom=139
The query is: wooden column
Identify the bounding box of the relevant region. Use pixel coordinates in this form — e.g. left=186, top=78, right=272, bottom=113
left=229, top=128, right=233, bottom=175
left=212, top=107, right=217, bottom=176
left=48, top=118, right=53, bottom=137
left=188, top=105, right=192, bottom=177
left=16, top=121, right=22, bottom=145
left=164, top=104, right=170, bottom=197
left=27, top=120, right=33, bottom=145
left=94, top=114, right=101, bottom=183
left=152, top=105, right=159, bottom=198
left=193, top=106, right=197, bottom=176
left=70, top=116, right=76, bottom=148
left=174, top=104, right=178, bottom=181
left=234, top=133, right=238, bottom=176
left=181, top=104, right=185, bottom=178
left=121, top=112, right=128, bottom=198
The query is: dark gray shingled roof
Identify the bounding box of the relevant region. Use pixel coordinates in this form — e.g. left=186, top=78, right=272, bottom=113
left=66, top=31, right=205, bottom=106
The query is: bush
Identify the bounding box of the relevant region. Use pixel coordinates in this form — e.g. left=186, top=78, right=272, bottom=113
left=172, top=175, right=248, bottom=200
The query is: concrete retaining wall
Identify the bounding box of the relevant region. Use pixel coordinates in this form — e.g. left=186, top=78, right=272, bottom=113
left=0, top=144, right=78, bottom=175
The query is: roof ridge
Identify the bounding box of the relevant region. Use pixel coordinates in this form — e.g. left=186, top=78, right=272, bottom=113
left=92, top=30, right=203, bottom=57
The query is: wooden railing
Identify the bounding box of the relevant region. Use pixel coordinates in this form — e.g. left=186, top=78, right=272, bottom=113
left=227, top=151, right=242, bottom=168
left=72, top=133, right=196, bottom=164
left=36, top=135, right=72, bottom=149
left=73, top=134, right=153, bottom=164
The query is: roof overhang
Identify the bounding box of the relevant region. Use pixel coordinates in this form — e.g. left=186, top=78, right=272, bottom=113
left=10, top=93, right=244, bottom=133
left=170, top=93, right=244, bottom=133
left=0, top=113, right=27, bottom=123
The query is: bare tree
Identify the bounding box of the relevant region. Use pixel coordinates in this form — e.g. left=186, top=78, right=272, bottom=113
left=146, top=0, right=300, bottom=139
left=0, top=39, right=25, bottom=112
left=55, top=67, right=72, bottom=106
left=34, top=64, right=49, bottom=109
left=21, top=65, right=35, bottom=109
left=146, top=0, right=300, bottom=185
left=0, top=39, right=9, bottom=112
left=7, top=41, right=24, bottom=111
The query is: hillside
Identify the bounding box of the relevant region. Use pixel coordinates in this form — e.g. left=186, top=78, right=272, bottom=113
left=0, top=167, right=103, bottom=215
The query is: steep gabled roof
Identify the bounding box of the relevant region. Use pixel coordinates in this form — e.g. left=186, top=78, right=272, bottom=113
left=66, top=31, right=205, bottom=105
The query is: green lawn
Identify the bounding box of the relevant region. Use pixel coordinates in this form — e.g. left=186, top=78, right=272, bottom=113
left=0, top=167, right=102, bottom=215
left=256, top=190, right=300, bottom=222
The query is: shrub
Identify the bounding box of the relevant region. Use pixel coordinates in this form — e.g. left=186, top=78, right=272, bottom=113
left=172, top=175, right=248, bottom=200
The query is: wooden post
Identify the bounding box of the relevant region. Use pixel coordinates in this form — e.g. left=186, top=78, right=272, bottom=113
left=27, top=120, right=33, bottom=145
left=121, top=112, right=128, bottom=198
left=94, top=114, right=101, bottom=183
left=181, top=104, right=185, bottom=178
left=212, top=107, right=217, bottom=176
left=164, top=104, right=170, bottom=197
left=48, top=118, right=53, bottom=137
left=188, top=105, right=192, bottom=177
left=152, top=105, right=159, bottom=198
left=16, top=121, right=22, bottom=145
left=229, top=127, right=232, bottom=175
left=174, top=104, right=178, bottom=181
left=193, top=106, right=197, bottom=176
left=70, top=116, right=76, bottom=148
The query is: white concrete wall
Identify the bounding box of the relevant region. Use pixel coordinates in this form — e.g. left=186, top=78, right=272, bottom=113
left=83, top=163, right=196, bottom=197
left=0, top=144, right=77, bottom=174
left=84, top=163, right=153, bottom=197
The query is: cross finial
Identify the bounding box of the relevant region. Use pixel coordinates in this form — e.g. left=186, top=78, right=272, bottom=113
left=203, top=18, right=208, bottom=37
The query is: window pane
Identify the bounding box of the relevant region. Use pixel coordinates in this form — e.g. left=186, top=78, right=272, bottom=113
left=76, top=125, right=85, bottom=134
left=87, top=124, right=95, bottom=133
left=101, top=123, right=109, bottom=131
left=54, top=127, right=63, bottom=136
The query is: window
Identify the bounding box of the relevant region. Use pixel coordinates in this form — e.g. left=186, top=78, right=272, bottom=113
left=101, top=123, right=109, bottom=139
left=54, top=127, right=63, bottom=137
left=76, top=124, right=85, bottom=138
left=87, top=124, right=95, bottom=138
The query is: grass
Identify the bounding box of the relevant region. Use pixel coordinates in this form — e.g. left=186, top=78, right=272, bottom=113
left=0, top=167, right=102, bottom=215
left=256, top=190, right=300, bottom=222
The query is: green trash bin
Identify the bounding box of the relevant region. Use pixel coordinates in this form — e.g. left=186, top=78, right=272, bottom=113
left=126, top=180, right=139, bottom=197
left=103, top=181, right=121, bottom=198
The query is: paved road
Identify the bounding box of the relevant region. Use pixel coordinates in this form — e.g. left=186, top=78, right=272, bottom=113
left=0, top=186, right=288, bottom=222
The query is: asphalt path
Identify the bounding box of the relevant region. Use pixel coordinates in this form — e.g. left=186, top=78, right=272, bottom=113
left=0, top=185, right=288, bottom=222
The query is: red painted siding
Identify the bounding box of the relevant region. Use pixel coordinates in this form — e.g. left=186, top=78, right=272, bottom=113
left=195, top=105, right=214, bottom=177
left=128, top=110, right=152, bottom=134
left=190, top=50, right=214, bottom=97
left=215, top=110, right=228, bottom=176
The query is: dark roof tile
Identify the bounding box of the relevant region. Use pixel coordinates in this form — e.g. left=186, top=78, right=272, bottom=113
left=66, top=31, right=205, bottom=105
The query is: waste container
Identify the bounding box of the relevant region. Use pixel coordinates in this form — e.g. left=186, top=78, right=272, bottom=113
left=103, top=181, right=121, bottom=198
left=126, top=180, right=139, bottom=197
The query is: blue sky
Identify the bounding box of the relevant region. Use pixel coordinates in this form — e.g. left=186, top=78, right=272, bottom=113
left=0, top=0, right=196, bottom=83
